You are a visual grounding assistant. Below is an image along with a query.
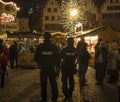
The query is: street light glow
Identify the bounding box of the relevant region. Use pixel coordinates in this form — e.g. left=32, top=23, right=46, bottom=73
left=70, top=9, right=78, bottom=17
left=60, top=0, right=87, bottom=35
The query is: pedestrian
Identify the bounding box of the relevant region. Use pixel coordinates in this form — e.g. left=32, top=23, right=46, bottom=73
left=94, top=41, right=108, bottom=85
left=94, top=38, right=103, bottom=53
left=60, top=37, right=77, bottom=102
left=77, top=44, right=91, bottom=88
left=76, top=37, right=87, bottom=51
left=34, top=32, right=60, bottom=102
left=9, top=41, right=19, bottom=69
left=107, top=42, right=119, bottom=83
left=0, top=39, right=9, bottom=87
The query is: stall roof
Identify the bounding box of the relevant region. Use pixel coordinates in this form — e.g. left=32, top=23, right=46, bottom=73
left=74, top=25, right=120, bottom=41
left=6, top=31, right=43, bottom=38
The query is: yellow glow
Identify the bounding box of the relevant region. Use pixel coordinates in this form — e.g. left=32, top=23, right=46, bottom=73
left=70, top=9, right=78, bottom=17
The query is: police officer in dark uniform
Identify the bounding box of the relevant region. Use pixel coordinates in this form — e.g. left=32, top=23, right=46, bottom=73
left=60, top=37, right=77, bottom=102
left=34, top=32, right=60, bottom=102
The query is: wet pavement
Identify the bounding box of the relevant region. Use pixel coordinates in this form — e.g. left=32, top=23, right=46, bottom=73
left=0, top=66, right=119, bottom=102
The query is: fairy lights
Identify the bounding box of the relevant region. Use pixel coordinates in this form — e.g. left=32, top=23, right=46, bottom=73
left=0, top=0, right=20, bottom=23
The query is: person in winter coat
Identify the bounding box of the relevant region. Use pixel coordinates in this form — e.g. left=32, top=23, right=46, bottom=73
left=95, top=41, right=108, bottom=85
left=60, top=37, right=77, bottom=102
left=77, top=44, right=91, bottom=88
left=0, top=39, right=9, bottom=87
left=9, top=41, right=19, bottom=69
left=107, top=42, right=119, bottom=83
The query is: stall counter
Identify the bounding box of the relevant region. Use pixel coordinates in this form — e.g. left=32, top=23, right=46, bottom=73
left=18, top=52, right=38, bottom=68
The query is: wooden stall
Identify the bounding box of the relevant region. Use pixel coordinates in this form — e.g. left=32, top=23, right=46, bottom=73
left=75, top=26, right=120, bottom=66
left=7, top=31, right=43, bottom=68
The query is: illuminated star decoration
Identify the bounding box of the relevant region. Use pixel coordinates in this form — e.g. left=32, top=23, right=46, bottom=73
left=60, top=0, right=87, bottom=35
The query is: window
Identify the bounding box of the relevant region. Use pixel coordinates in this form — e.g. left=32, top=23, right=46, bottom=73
left=108, top=6, right=120, bottom=10
left=110, top=0, right=118, bottom=3
left=51, top=16, right=55, bottom=21
left=45, top=24, right=50, bottom=30
left=115, top=13, right=120, bottom=18
left=51, top=1, right=54, bottom=5
left=109, top=14, right=113, bottom=18
left=54, top=8, right=57, bottom=12
left=48, top=8, right=51, bottom=12
left=102, top=14, right=107, bottom=19
left=45, top=16, right=49, bottom=21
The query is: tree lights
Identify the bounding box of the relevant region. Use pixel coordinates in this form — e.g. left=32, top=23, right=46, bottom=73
left=60, top=0, right=87, bottom=35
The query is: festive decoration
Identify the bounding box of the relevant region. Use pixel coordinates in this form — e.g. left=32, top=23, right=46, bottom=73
left=60, top=0, right=87, bottom=35
left=0, top=0, right=19, bottom=23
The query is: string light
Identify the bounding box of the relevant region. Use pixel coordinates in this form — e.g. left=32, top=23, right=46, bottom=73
left=0, top=0, right=20, bottom=23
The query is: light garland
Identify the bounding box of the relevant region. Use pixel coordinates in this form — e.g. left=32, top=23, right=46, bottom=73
left=0, top=0, right=20, bottom=23
left=0, top=0, right=19, bottom=10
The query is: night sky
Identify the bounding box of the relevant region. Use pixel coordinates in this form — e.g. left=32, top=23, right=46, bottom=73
left=3, top=0, right=45, bottom=17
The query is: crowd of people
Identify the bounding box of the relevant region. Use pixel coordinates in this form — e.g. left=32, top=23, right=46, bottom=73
left=0, top=31, right=120, bottom=102
left=34, top=32, right=120, bottom=102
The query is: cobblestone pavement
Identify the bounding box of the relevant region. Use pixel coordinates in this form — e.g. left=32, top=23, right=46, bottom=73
left=0, top=67, right=119, bottom=102
left=0, top=68, right=80, bottom=102
left=81, top=67, right=119, bottom=102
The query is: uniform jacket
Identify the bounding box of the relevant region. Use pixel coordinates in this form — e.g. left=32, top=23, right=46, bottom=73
left=60, top=46, right=77, bottom=73
left=34, top=40, right=60, bottom=68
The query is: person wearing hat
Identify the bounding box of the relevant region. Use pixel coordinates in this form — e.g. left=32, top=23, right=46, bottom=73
left=34, top=32, right=60, bottom=102
left=60, top=37, right=77, bottom=101
left=0, top=39, right=9, bottom=87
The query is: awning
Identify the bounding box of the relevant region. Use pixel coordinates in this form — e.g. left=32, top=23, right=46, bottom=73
left=6, top=31, right=43, bottom=38
left=74, top=26, right=120, bottom=41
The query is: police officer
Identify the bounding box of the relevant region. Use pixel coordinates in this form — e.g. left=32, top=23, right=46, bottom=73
left=34, top=32, right=60, bottom=102
left=60, top=37, right=77, bottom=101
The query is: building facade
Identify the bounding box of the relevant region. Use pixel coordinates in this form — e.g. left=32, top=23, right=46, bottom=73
left=42, top=0, right=62, bottom=32
left=0, top=17, right=29, bottom=34
left=86, top=0, right=120, bottom=27
left=101, top=0, right=120, bottom=27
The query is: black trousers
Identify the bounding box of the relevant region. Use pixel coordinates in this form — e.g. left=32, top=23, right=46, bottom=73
left=1, top=66, right=6, bottom=87
left=109, top=70, right=117, bottom=83
left=40, top=67, right=58, bottom=101
left=10, top=56, right=18, bottom=68
left=62, top=72, right=74, bottom=98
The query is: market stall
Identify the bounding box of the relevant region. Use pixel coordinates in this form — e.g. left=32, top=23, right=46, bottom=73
left=75, top=25, right=120, bottom=66
left=7, top=31, right=43, bottom=67
left=76, top=25, right=120, bottom=41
